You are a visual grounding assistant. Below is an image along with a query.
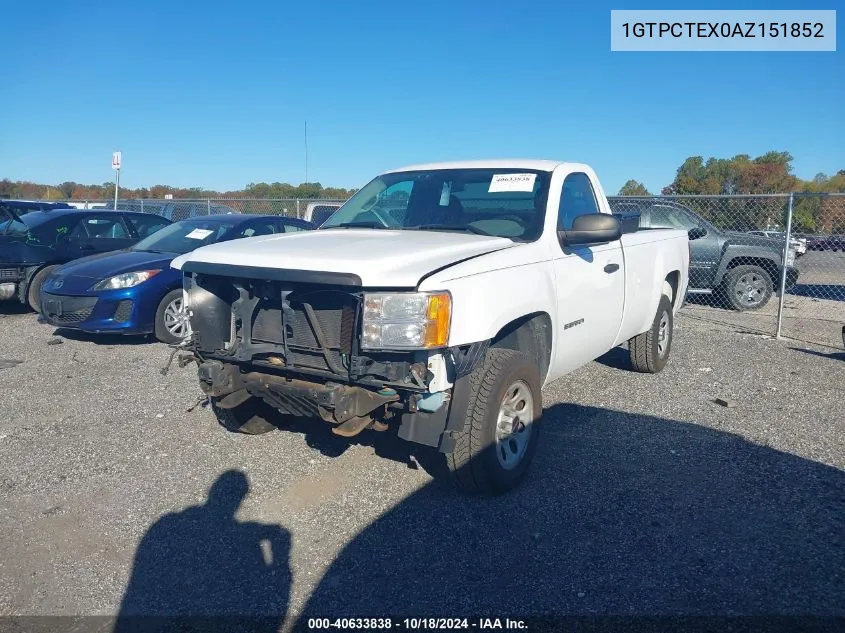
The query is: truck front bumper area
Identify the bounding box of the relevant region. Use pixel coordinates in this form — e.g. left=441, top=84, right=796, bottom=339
left=196, top=360, right=470, bottom=452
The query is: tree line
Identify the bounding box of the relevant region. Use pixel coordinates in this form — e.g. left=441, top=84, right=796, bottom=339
left=618, top=151, right=845, bottom=196
left=0, top=179, right=357, bottom=202
left=2, top=151, right=843, bottom=232
left=618, top=152, right=845, bottom=233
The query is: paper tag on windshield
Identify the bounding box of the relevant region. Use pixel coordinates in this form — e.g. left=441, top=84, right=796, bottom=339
left=185, top=228, right=214, bottom=240
left=488, top=173, right=536, bottom=193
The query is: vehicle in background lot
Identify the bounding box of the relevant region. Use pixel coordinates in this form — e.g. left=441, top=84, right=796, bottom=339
left=109, top=200, right=241, bottom=221
left=813, top=234, right=845, bottom=252
left=303, top=201, right=343, bottom=226
left=609, top=199, right=799, bottom=311
left=172, top=160, right=690, bottom=495
left=793, top=233, right=828, bottom=251
left=39, top=214, right=315, bottom=343
left=747, top=230, right=807, bottom=256
left=0, top=200, right=74, bottom=215
left=0, top=206, right=173, bottom=311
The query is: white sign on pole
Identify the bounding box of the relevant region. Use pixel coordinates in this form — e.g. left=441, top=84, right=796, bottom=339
left=112, top=151, right=122, bottom=170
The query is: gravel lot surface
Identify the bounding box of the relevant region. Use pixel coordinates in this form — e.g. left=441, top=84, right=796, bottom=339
left=0, top=303, right=843, bottom=630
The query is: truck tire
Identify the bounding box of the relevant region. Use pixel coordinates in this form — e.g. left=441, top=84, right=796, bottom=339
left=722, top=265, right=773, bottom=311
left=27, top=265, right=59, bottom=312
left=445, top=348, right=542, bottom=495
left=629, top=294, right=673, bottom=374
left=211, top=396, right=278, bottom=435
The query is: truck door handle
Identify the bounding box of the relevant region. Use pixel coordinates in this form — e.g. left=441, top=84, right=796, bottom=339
left=604, top=263, right=620, bottom=273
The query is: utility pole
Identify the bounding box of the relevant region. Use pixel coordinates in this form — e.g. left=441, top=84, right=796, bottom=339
left=304, top=120, right=309, bottom=184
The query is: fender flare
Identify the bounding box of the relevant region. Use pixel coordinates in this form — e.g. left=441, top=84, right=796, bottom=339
left=713, top=246, right=781, bottom=287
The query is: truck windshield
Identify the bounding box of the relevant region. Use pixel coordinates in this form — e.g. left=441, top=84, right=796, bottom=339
left=320, top=168, right=552, bottom=241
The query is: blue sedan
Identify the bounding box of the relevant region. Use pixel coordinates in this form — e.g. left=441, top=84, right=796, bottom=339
left=38, top=214, right=315, bottom=343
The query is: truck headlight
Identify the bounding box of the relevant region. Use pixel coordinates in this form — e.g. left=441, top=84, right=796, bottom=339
left=361, top=291, right=451, bottom=350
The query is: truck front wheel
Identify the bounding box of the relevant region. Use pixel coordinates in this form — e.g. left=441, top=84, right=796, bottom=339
left=445, top=348, right=542, bottom=495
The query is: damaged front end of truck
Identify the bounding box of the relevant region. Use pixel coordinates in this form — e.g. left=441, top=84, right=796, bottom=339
left=174, top=262, right=487, bottom=452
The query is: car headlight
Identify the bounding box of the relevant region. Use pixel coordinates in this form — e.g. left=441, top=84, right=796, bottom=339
left=361, top=291, right=452, bottom=350
left=90, top=269, right=161, bottom=291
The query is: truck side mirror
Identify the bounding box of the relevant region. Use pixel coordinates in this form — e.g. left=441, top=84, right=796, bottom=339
left=558, top=213, right=622, bottom=246
left=688, top=227, right=707, bottom=240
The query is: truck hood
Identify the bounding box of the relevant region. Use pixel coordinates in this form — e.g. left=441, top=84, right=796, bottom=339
left=171, top=228, right=518, bottom=287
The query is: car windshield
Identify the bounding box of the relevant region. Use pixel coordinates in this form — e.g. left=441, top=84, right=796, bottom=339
left=645, top=204, right=705, bottom=231
left=319, top=168, right=552, bottom=241
left=130, top=218, right=241, bottom=254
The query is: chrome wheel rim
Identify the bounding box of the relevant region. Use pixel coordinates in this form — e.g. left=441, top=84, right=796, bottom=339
left=657, top=311, right=670, bottom=357
left=163, top=297, right=190, bottom=338
left=495, top=380, right=534, bottom=470
left=734, top=272, right=766, bottom=307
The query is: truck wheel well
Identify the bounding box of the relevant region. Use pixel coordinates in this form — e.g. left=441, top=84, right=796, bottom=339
left=490, top=313, right=552, bottom=382
left=665, top=271, right=680, bottom=307
left=726, top=256, right=778, bottom=279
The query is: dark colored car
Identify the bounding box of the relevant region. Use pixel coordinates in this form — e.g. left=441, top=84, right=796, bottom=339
left=0, top=205, right=173, bottom=311
left=815, top=234, right=845, bottom=251
left=0, top=199, right=75, bottom=215
left=609, top=199, right=800, bottom=311
left=39, top=214, right=315, bottom=343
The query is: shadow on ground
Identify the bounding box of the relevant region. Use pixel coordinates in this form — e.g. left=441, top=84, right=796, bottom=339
left=291, top=403, right=845, bottom=630
left=48, top=326, right=155, bottom=346
left=790, top=347, right=845, bottom=361
left=114, top=470, right=291, bottom=633
left=790, top=284, right=845, bottom=302
left=0, top=302, right=33, bottom=316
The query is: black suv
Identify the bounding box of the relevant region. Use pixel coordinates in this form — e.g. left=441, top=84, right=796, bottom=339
left=609, top=199, right=800, bottom=311
left=0, top=204, right=172, bottom=311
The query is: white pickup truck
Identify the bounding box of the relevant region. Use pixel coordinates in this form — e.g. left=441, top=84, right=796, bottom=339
left=172, top=160, right=690, bottom=494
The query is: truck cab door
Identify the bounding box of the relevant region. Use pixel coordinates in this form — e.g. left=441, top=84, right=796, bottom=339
left=550, top=172, right=625, bottom=378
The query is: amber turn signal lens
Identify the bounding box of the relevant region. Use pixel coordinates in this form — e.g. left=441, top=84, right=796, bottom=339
left=422, top=292, right=451, bottom=348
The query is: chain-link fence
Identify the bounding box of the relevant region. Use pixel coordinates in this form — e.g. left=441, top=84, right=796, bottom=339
left=61, top=193, right=845, bottom=348
left=66, top=198, right=348, bottom=222
left=608, top=193, right=845, bottom=349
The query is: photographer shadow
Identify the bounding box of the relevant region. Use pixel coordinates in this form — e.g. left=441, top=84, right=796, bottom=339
left=114, top=470, right=291, bottom=633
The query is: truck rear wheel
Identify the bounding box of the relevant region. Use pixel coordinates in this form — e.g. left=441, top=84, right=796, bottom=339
left=211, top=395, right=278, bottom=435
left=629, top=294, right=673, bottom=374
left=445, top=348, right=542, bottom=495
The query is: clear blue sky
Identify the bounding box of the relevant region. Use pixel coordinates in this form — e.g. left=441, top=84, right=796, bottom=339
left=1, top=0, right=842, bottom=194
